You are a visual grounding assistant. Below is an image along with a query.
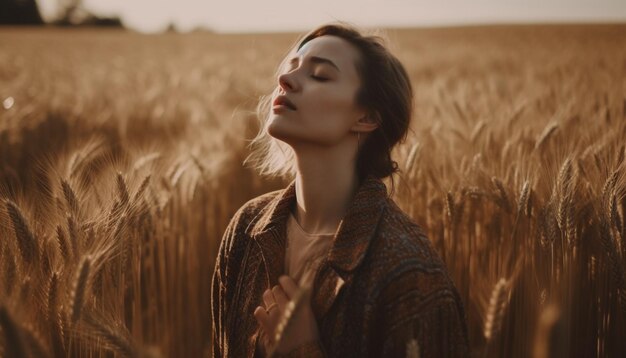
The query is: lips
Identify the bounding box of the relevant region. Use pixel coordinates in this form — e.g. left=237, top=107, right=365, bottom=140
left=273, top=95, right=297, bottom=110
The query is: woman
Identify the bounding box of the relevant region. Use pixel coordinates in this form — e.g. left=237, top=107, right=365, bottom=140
left=211, top=23, right=469, bottom=357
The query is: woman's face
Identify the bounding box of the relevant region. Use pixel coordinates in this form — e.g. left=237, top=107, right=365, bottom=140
left=267, top=35, right=366, bottom=147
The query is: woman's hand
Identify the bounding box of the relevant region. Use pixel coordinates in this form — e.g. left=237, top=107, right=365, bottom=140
left=253, top=275, right=320, bottom=355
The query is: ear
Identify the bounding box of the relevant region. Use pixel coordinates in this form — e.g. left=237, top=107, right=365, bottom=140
left=351, top=112, right=379, bottom=133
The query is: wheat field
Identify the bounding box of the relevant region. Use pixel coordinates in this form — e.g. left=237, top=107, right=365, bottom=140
left=0, top=24, right=625, bottom=357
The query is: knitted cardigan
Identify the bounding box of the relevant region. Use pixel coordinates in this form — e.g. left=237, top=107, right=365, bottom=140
left=211, top=174, right=469, bottom=357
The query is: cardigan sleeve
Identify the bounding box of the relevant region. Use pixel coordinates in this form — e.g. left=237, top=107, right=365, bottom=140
left=379, top=269, right=470, bottom=358
left=211, top=213, right=239, bottom=358
left=271, top=340, right=327, bottom=358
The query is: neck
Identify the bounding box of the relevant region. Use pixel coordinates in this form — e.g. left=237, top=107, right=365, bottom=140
left=292, top=143, right=360, bottom=235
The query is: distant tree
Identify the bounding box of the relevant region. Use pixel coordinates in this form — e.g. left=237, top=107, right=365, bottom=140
left=166, top=22, right=178, bottom=33
left=53, top=0, right=87, bottom=25
left=0, top=0, right=44, bottom=24
left=83, top=16, right=123, bottom=27
left=51, top=0, right=123, bottom=28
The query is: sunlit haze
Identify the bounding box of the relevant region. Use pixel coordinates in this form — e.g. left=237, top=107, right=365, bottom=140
left=34, top=0, right=626, bottom=33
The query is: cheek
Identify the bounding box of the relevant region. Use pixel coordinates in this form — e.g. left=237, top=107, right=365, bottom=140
left=303, top=90, right=358, bottom=129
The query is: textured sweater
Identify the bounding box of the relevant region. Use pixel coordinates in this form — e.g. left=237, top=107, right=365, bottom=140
left=211, top=174, right=470, bottom=357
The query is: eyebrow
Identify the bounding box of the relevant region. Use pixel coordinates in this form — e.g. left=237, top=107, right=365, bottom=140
left=288, top=56, right=340, bottom=72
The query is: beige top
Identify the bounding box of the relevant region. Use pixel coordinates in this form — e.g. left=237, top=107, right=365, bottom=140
left=284, top=211, right=338, bottom=288
left=256, top=211, right=339, bottom=357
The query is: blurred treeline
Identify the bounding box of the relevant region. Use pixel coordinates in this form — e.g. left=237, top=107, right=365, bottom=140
left=1, top=0, right=122, bottom=27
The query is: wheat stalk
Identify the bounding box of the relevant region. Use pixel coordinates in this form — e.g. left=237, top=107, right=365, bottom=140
left=190, top=153, right=208, bottom=177
left=558, top=158, right=574, bottom=191
left=557, top=158, right=574, bottom=231
left=67, top=152, right=83, bottom=178
left=3, top=253, right=17, bottom=296
left=5, top=199, right=37, bottom=265
left=116, top=172, right=130, bottom=207
left=534, top=121, right=558, bottom=151
left=61, top=179, right=79, bottom=215
left=533, top=305, right=561, bottom=358
left=610, top=190, right=622, bottom=242
left=0, top=306, right=28, bottom=358
left=546, top=207, right=559, bottom=247
left=470, top=120, right=486, bottom=143
left=133, top=152, right=161, bottom=171
left=405, top=142, right=421, bottom=177
left=132, top=174, right=152, bottom=204
left=484, top=278, right=509, bottom=341
left=19, top=276, right=31, bottom=306
left=453, top=100, right=469, bottom=124
left=601, top=170, right=619, bottom=205
left=70, top=256, right=92, bottom=324
left=446, top=191, right=456, bottom=222
left=20, top=324, right=51, bottom=358
left=56, top=225, right=71, bottom=263
left=617, top=144, right=626, bottom=167
left=83, top=312, right=135, bottom=357
left=565, top=198, right=577, bottom=247
left=511, top=181, right=531, bottom=245
left=406, top=338, right=421, bottom=358
left=599, top=212, right=626, bottom=317
left=47, top=272, right=60, bottom=326
left=67, top=215, right=80, bottom=259
left=491, top=177, right=512, bottom=213
left=107, top=199, right=122, bottom=228
left=267, top=286, right=312, bottom=358
left=517, top=181, right=530, bottom=216
left=39, top=234, right=54, bottom=278
left=48, top=272, right=66, bottom=357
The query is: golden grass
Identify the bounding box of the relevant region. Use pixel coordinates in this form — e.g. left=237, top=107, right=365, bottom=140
left=0, top=24, right=625, bottom=356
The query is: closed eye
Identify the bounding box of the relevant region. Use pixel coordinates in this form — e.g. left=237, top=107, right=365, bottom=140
left=311, top=75, right=329, bottom=82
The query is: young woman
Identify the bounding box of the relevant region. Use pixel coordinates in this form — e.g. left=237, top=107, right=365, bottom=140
left=211, top=23, right=469, bottom=357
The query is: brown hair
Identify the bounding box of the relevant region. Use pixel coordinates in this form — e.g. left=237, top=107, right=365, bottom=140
left=245, top=22, right=413, bottom=190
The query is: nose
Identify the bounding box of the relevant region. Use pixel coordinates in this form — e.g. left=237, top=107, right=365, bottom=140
left=278, top=72, right=299, bottom=93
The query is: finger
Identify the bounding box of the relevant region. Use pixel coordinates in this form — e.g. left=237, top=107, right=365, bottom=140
left=253, top=305, right=271, bottom=330
left=262, top=288, right=275, bottom=307
left=279, top=275, right=299, bottom=298
left=272, top=284, right=289, bottom=309
left=263, top=288, right=282, bottom=321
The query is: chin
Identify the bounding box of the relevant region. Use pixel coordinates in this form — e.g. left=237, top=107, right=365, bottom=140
left=267, top=118, right=333, bottom=147
left=267, top=119, right=294, bottom=143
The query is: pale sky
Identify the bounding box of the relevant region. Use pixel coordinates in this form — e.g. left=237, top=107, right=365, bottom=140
left=36, top=0, right=626, bottom=33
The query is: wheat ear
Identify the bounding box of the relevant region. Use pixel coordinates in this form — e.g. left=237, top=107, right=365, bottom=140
left=67, top=215, right=80, bottom=259
left=609, top=190, right=622, bottom=241
left=61, top=179, right=79, bottom=215
left=446, top=191, right=456, bottom=222
left=132, top=174, right=152, bottom=204
left=557, top=158, right=574, bottom=230
left=511, top=181, right=531, bottom=244
left=491, top=177, right=512, bottom=213
left=484, top=278, right=509, bottom=341
left=56, top=225, right=71, bottom=263
left=6, top=199, right=37, bottom=265
left=268, top=286, right=312, bottom=358
left=534, top=121, right=558, bottom=151
left=116, top=172, right=130, bottom=207
left=517, top=181, right=530, bottom=216
left=70, top=256, right=92, bottom=323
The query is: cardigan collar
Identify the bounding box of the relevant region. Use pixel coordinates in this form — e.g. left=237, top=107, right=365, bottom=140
left=249, top=174, right=388, bottom=273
